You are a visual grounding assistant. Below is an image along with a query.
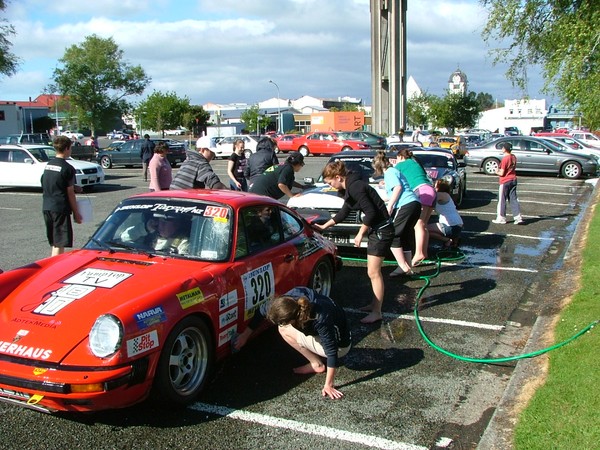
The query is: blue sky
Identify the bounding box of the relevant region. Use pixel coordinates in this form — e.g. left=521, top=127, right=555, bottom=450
left=0, top=0, right=548, bottom=106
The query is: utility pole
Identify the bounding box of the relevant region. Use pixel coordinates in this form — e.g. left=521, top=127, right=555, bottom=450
left=371, top=0, right=407, bottom=135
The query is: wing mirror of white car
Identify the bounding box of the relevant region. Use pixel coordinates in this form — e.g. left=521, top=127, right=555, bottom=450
left=24, top=158, right=34, bottom=164
left=303, top=176, right=315, bottom=185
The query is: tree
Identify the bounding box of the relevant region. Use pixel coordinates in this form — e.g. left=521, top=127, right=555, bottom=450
left=0, top=0, right=19, bottom=78
left=406, top=92, right=433, bottom=129
left=475, top=92, right=495, bottom=111
left=481, top=0, right=600, bottom=128
left=135, top=91, right=191, bottom=136
left=429, top=91, right=481, bottom=133
left=240, top=105, right=270, bottom=134
left=51, top=34, right=150, bottom=136
left=184, top=105, right=210, bottom=137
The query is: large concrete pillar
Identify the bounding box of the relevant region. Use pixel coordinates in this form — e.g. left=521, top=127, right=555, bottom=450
left=370, top=0, right=407, bottom=135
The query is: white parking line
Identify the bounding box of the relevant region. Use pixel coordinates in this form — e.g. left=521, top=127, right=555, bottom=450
left=189, top=402, right=427, bottom=450
left=460, top=210, right=568, bottom=221
left=0, top=207, right=22, bottom=210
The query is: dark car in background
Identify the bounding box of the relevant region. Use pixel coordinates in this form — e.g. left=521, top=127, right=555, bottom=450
left=97, top=138, right=186, bottom=169
left=464, top=136, right=598, bottom=179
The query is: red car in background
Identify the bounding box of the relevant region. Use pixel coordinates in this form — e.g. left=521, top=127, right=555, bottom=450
left=275, top=134, right=302, bottom=153
left=291, top=132, right=371, bottom=156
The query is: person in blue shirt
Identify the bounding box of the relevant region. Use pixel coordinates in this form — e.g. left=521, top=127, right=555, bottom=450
left=233, top=287, right=351, bottom=400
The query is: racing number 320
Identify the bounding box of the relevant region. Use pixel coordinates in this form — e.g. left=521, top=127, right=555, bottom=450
left=242, top=263, right=275, bottom=312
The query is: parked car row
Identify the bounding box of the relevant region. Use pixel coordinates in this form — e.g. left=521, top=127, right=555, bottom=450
left=463, top=136, right=598, bottom=179
left=96, top=138, right=187, bottom=169
left=0, top=144, right=105, bottom=190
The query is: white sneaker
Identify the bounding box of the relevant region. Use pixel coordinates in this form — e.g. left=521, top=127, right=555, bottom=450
left=492, top=218, right=507, bottom=224
left=514, top=217, right=525, bottom=225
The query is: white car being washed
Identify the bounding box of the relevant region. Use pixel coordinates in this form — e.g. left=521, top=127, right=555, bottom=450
left=0, top=144, right=104, bottom=190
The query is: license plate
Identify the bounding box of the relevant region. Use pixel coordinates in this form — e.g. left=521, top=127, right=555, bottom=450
left=88, top=176, right=96, bottom=183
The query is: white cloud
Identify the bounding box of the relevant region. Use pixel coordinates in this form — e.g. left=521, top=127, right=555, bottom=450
left=0, top=0, right=548, bottom=106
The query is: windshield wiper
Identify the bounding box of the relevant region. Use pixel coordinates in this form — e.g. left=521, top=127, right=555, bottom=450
left=107, top=240, right=155, bottom=257
left=90, top=237, right=114, bottom=253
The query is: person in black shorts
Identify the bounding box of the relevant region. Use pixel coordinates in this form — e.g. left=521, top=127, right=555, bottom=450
left=314, top=160, right=393, bottom=323
left=249, top=152, right=306, bottom=200
left=41, top=136, right=82, bottom=256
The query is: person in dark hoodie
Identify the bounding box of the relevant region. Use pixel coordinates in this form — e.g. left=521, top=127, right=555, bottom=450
left=170, top=136, right=227, bottom=190
left=249, top=152, right=306, bottom=200
left=244, top=136, right=279, bottom=188
left=314, top=160, right=394, bottom=323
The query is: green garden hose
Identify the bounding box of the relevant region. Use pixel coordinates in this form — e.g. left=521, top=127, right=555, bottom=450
left=340, top=250, right=598, bottom=363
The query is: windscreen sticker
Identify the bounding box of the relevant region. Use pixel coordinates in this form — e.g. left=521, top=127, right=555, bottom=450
left=242, top=263, right=274, bottom=320
left=219, top=290, right=238, bottom=311
left=177, top=287, right=205, bottom=309
left=218, top=324, right=237, bottom=347
left=126, top=330, right=159, bottom=357
left=203, top=206, right=229, bottom=219
left=115, top=203, right=206, bottom=216
left=63, top=268, right=132, bottom=288
left=32, top=285, right=96, bottom=316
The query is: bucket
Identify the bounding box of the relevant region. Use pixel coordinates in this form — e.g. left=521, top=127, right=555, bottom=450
left=76, top=197, right=93, bottom=223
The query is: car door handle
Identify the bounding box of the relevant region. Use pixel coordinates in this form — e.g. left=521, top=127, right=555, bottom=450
left=284, top=254, right=295, bottom=262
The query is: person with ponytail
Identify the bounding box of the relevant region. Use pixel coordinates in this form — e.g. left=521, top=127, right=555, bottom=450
left=233, top=286, right=351, bottom=399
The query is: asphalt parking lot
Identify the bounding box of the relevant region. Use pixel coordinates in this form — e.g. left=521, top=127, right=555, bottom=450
left=0, top=153, right=597, bottom=449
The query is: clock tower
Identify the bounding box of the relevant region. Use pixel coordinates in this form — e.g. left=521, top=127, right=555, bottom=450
left=448, top=68, right=468, bottom=95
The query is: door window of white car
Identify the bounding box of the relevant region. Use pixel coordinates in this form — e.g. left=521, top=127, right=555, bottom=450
left=0, top=149, right=9, bottom=162
left=11, top=150, right=31, bottom=163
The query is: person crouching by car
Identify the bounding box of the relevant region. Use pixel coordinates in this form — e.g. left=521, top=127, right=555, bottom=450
left=244, top=136, right=279, bottom=188
left=170, top=136, right=227, bottom=190
left=249, top=152, right=306, bottom=200
left=232, top=286, right=351, bottom=400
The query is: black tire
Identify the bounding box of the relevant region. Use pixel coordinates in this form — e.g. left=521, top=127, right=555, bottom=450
left=308, top=258, right=333, bottom=297
left=153, top=316, right=213, bottom=405
left=170, top=161, right=178, bottom=168
left=482, top=158, right=500, bottom=175
left=100, top=156, right=112, bottom=169
left=299, top=146, right=310, bottom=157
left=341, top=146, right=351, bottom=152
left=561, top=161, right=582, bottom=179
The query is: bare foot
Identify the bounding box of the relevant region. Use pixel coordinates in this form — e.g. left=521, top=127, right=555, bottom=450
left=293, top=363, right=326, bottom=374
left=359, top=303, right=374, bottom=312
left=361, top=312, right=383, bottom=324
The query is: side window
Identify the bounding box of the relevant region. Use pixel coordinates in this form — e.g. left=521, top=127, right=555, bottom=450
left=281, top=209, right=303, bottom=240
left=528, top=140, right=546, bottom=152
left=11, top=150, right=30, bottom=163
left=0, top=150, right=9, bottom=162
left=240, top=205, right=282, bottom=255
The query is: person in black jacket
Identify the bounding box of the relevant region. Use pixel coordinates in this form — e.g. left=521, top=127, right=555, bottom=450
left=314, top=160, right=394, bottom=323
left=244, top=136, right=279, bottom=188
left=233, top=286, right=351, bottom=400
left=140, top=134, right=156, bottom=181
left=249, top=152, right=306, bottom=200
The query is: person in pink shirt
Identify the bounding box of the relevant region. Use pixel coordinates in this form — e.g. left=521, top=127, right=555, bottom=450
left=493, top=142, right=524, bottom=224
left=148, top=141, right=172, bottom=191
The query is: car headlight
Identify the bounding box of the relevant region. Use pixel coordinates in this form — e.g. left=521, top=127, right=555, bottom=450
left=442, top=174, right=455, bottom=185
left=89, top=314, right=123, bottom=358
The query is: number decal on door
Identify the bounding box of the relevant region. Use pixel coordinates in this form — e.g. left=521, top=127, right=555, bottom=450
left=242, top=263, right=275, bottom=320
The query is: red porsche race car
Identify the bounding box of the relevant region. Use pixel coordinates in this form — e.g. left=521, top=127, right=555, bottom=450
left=0, top=190, right=340, bottom=413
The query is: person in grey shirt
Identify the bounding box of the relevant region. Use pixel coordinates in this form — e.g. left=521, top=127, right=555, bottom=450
left=170, top=136, right=227, bottom=190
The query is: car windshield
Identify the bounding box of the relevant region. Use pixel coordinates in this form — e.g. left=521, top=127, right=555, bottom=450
left=85, top=199, right=233, bottom=261
left=413, top=153, right=454, bottom=169
left=318, top=156, right=378, bottom=183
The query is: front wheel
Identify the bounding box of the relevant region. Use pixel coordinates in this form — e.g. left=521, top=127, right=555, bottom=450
left=308, top=258, right=333, bottom=297
left=298, top=146, right=309, bottom=157
left=341, top=146, right=351, bottom=151
left=100, top=156, right=112, bottom=169
left=152, top=316, right=213, bottom=405
left=482, top=158, right=500, bottom=175
left=561, top=161, right=582, bottom=179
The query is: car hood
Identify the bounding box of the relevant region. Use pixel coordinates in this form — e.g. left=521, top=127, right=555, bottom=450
left=287, top=182, right=388, bottom=209
left=0, top=251, right=215, bottom=364
left=66, top=158, right=102, bottom=171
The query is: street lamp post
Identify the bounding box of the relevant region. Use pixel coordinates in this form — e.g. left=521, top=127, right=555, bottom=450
left=269, top=80, right=281, bottom=133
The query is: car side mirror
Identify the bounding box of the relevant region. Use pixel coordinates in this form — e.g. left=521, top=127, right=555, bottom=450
left=303, top=176, right=315, bottom=185
left=24, top=158, right=34, bottom=164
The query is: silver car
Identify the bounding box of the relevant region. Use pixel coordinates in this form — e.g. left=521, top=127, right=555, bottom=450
left=463, top=136, right=598, bottom=179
